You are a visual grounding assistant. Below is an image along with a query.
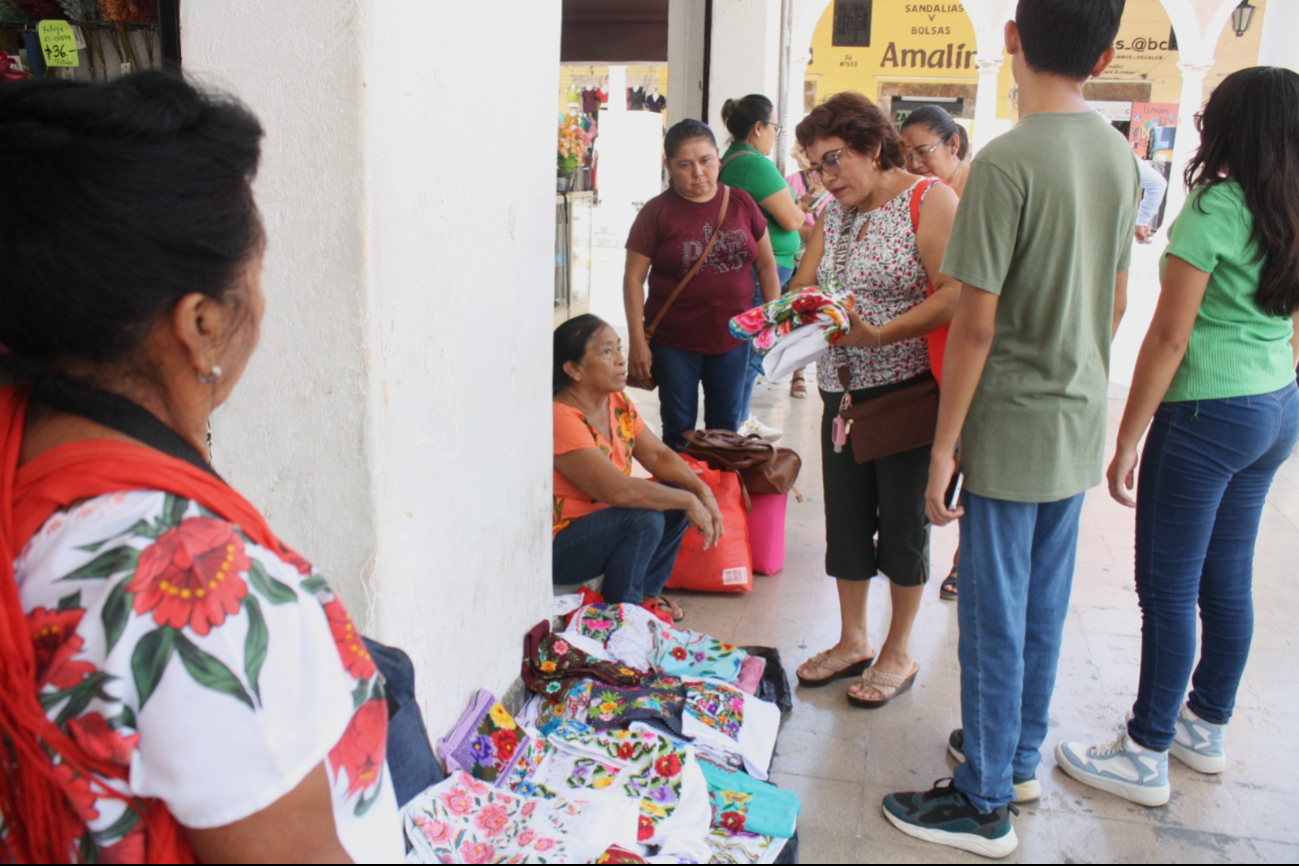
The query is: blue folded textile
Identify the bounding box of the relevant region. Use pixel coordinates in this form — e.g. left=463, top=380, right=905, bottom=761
left=700, top=759, right=801, bottom=838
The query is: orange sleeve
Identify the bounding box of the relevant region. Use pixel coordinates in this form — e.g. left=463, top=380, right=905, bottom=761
left=617, top=392, right=647, bottom=437
left=554, top=403, right=598, bottom=457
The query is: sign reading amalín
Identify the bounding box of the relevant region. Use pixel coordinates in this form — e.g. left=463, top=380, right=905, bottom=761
left=814, top=2, right=979, bottom=82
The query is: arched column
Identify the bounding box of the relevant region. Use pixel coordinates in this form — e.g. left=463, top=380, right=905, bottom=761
left=1164, top=60, right=1212, bottom=220
left=972, top=54, right=1005, bottom=153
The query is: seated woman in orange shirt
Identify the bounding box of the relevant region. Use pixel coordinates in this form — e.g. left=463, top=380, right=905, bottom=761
left=553, top=315, right=725, bottom=620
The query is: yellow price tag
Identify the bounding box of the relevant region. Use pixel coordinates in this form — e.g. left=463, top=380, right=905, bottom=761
left=38, top=20, right=80, bottom=68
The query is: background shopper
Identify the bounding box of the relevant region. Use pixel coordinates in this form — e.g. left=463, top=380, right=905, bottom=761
left=790, top=92, right=960, bottom=709
left=624, top=120, right=781, bottom=451
left=1057, top=65, right=1299, bottom=808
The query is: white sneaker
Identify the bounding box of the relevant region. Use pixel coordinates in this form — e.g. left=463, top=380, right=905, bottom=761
left=739, top=415, right=782, bottom=443
left=1170, top=704, right=1226, bottom=774
left=1055, top=731, right=1170, bottom=807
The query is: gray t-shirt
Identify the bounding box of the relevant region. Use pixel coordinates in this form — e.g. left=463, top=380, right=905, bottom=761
left=941, top=111, right=1139, bottom=502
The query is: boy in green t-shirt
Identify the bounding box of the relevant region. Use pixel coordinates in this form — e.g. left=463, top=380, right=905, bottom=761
left=881, top=0, right=1137, bottom=857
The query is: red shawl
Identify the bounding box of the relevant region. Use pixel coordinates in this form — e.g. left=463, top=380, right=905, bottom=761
left=1, top=385, right=307, bottom=863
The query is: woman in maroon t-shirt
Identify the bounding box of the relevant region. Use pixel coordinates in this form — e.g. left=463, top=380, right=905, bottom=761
left=623, top=120, right=781, bottom=450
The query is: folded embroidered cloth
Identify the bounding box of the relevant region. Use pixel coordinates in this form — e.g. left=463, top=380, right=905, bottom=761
left=652, top=623, right=749, bottom=682
left=586, top=674, right=688, bottom=738
left=435, top=689, right=530, bottom=786
left=729, top=285, right=857, bottom=379
left=700, top=760, right=801, bottom=838
left=523, top=620, right=643, bottom=702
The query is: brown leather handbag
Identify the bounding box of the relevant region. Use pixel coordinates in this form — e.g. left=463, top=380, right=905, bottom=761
left=837, top=366, right=940, bottom=464
left=681, top=429, right=802, bottom=496
left=626, top=186, right=732, bottom=391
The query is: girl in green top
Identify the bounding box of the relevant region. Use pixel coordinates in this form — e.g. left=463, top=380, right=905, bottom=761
left=719, top=94, right=817, bottom=437
left=1056, top=67, right=1299, bottom=808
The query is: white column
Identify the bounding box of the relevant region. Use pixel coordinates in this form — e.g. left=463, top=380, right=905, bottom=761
left=707, top=0, right=782, bottom=135
left=607, top=65, right=628, bottom=113
left=667, top=0, right=706, bottom=125
left=1257, top=0, right=1299, bottom=72
left=185, top=0, right=560, bottom=738
left=1164, top=61, right=1213, bottom=227
left=972, top=54, right=1004, bottom=155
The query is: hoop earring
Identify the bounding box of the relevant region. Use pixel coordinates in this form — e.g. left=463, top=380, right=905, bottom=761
left=197, top=365, right=223, bottom=386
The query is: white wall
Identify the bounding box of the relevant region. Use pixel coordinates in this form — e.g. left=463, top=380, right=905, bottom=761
left=184, top=0, right=558, bottom=739
left=708, top=0, right=783, bottom=137
left=1258, top=0, right=1299, bottom=71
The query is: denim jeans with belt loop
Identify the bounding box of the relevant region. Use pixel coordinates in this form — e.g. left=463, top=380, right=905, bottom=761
left=953, top=490, right=1086, bottom=812
left=1127, top=383, right=1299, bottom=751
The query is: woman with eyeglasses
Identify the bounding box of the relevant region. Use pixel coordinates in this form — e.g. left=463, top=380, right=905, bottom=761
left=899, top=105, right=971, bottom=198
left=900, top=104, right=970, bottom=601
left=788, top=92, right=960, bottom=710
left=719, top=94, right=814, bottom=440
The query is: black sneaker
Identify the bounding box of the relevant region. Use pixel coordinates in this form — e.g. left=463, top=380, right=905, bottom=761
left=882, top=779, right=1019, bottom=858
left=948, top=729, right=1042, bottom=803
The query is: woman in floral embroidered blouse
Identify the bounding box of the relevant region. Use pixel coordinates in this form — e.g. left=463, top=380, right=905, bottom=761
left=0, top=73, right=399, bottom=862
left=788, top=92, right=961, bottom=710
left=553, top=316, right=724, bottom=620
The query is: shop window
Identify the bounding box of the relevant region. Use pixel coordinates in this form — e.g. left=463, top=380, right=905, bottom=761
left=832, top=0, right=873, bottom=48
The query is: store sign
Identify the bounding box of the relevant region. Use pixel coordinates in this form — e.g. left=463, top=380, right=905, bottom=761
left=1129, top=102, right=1178, bottom=159
left=1106, top=0, right=1179, bottom=79
left=1089, top=101, right=1133, bottom=122
left=878, top=4, right=974, bottom=70
left=37, top=20, right=79, bottom=68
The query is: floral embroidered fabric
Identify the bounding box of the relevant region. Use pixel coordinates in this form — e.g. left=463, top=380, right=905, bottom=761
left=562, top=603, right=661, bottom=672
left=439, top=690, right=530, bottom=785
left=523, top=620, right=642, bottom=703
left=586, top=674, right=688, bottom=738
left=682, top=680, right=782, bottom=781
left=700, top=760, right=800, bottom=838
left=652, top=623, right=748, bottom=682
left=816, top=190, right=934, bottom=393
left=729, top=285, right=858, bottom=380
left=404, top=770, right=639, bottom=864
left=12, top=491, right=401, bottom=862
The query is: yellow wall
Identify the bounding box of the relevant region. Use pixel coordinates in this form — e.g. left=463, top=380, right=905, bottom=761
left=803, top=0, right=1265, bottom=124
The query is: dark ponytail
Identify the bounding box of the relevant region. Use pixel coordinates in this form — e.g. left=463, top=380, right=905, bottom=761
left=721, top=94, right=774, bottom=143
left=1185, top=66, right=1299, bottom=317
left=554, top=314, right=609, bottom=396
left=900, top=104, right=968, bottom=160
left=0, top=70, right=265, bottom=367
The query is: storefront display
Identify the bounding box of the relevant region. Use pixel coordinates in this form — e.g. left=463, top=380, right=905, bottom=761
left=0, top=0, right=178, bottom=84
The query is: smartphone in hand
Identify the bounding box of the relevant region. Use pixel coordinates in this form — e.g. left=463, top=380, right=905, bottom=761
left=945, top=472, right=964, bottom=512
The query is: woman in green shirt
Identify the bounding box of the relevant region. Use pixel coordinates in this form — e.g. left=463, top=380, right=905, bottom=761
left=719, top=94, right=817, bottom=437
left=1057, top=67, right=1299, bottom=808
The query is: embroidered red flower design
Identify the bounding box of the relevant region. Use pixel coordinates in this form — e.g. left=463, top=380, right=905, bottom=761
left=637, top=813, right=655, bottom=841
left=328, top=699, right=388, bottom=797
left=53, top=763, right=99, bottom=822
left=27, top=607, right=95, bottom=689
left=322, top=596, right=377, bottom=680
left=128, top=518, right=250, bottom=635
left=720, top=810, right=747, bottom=832
left=491, top=728, right=519, bottom=764
left=66, top=713, right=139, bottom=766
left=670, top=646, right=687, bottom=661
left=654, top=752, right=682, bottom=779
left=617, top=742, right=637, bottom=760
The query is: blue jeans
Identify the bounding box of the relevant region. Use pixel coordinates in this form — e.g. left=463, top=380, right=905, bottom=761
left=552, top=506, right=689, bottom=603
left=1127, top=384, right=1299, bottom=751
left=653, top=340, right=750, bottom=451
left=740, top=265, right=795, bottom=417
left=954, top=490, right=1086, bottom=812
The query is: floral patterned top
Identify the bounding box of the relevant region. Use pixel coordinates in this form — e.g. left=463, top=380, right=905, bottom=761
left=11, top=490, right=402, bottom=862
left=553, top=392, right=645, bottom=537
left=816, top=184, right=935, bottom=392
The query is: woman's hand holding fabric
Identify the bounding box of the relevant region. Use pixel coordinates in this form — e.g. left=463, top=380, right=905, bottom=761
left=838, top=308, right=878, bottom=349
left=1107, top=446, right=1139, bottom=508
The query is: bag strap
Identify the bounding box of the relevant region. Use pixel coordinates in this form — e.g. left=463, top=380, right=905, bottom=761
left=29, top=375, right=221, bottom=479
left=909, top=177, right=943, bottom=298
left=644, top=185, right=731, bottom=341
left=720, top=149, right=760, bottom=170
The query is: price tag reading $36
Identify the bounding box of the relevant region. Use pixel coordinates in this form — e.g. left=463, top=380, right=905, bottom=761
left=37, top=20, right=80, bottom=68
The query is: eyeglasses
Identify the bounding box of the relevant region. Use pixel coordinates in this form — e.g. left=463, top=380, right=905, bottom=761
left=766, top=121, right=785, bottom=134
left=808, top=148, right=845, bottom=184
left=904, top=139, right=948, bottom=165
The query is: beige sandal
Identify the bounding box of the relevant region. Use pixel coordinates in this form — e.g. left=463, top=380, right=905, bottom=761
left=847, top=662, right=920, bottom=708
left=796, top=650, right=875, bottom=688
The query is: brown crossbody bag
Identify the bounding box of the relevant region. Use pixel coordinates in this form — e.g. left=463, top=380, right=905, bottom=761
left=834, top=202, right=941, bottom=464
left=627, top=185, right=731, bottom=391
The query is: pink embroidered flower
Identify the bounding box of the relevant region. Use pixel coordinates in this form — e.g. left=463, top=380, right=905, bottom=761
left=552, top=639, right=569, bottom=655
left=517, top=830, right=536, bottom=847
left=533, top=838, right=557, bottom=852
left=520, top=800, right=537, bottom=818
left=460, top=840, right=496, bottom=863
left=753, top=330, right=777, bottom=351
left=463, top=775, right=490, bottom=797
left=417, top=817, right=451, bottom=845
left=732, top=308, right=766, bottom=333
left=473, top=803, right=511, bottom=837
left=440, top=787, right=473, bottom=815
left=586, top=619, right=612, bottom=633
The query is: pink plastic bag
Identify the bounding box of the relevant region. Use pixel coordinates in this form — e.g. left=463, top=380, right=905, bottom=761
left=748, top=492, right=788, bottom=575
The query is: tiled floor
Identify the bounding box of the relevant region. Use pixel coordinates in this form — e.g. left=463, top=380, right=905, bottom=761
left=637, top=376, right=1299, bottom=863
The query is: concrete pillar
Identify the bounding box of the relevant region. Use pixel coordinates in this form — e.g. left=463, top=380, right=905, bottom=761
left=1257, top=0, right=1299, bottom=72
left=707, top=0, right=783, bottom=138
left=184, top=0, right=559, bottom=737
left=1165, top=60, right=1213, bottom=224
left=972, top=54, right=1005, bottom=154
left=667, top=0, right=706, bottom=125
